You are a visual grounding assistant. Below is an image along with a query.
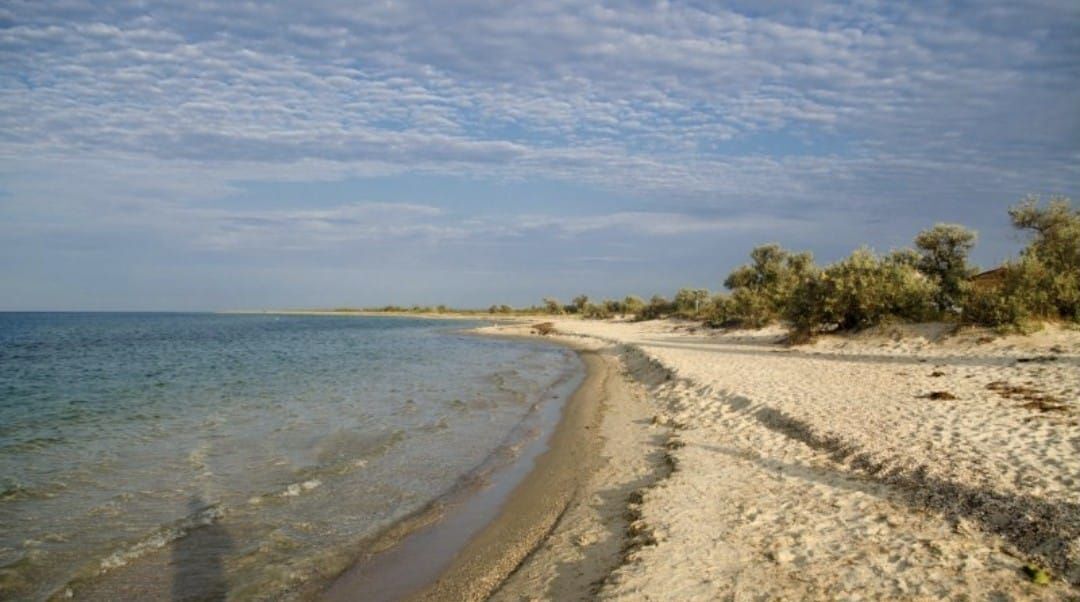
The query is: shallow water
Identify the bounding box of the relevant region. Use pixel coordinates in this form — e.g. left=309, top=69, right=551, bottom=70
left=0, top=313, right=581, bottom=600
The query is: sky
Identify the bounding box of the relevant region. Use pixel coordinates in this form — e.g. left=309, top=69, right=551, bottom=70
left=1, top=1, right=1078, bottom=310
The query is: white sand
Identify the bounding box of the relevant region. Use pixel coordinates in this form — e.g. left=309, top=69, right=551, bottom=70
left=482, top=319, right=1080, bottom=600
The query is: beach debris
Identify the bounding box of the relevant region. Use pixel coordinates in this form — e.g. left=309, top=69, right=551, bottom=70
left=664, top=437, right=685, bottom=450
left=986, top=381, right=1068, bottom=412
left=929, top=370, right=946, bottom=377
left=920, top=391, right=958, bottom=400
left=532, top=322, right=557, bottom=336
left=1016, top=355, right=1057, bottom=363
left=1022, top=563, right=1051, bottom=585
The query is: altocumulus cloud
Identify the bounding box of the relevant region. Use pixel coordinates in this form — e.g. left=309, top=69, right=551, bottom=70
left=0, top=0, right=1078, bottom=308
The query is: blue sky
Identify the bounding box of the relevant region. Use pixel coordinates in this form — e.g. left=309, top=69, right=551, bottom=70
left=1, top=1, right=1078, bottom=310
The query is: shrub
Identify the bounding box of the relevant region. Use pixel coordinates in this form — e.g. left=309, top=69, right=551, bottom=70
left=571, top=295, right=590, bottom=314
left=730, top=287, right=776, bottom=328
left=603, top=299, right=623, bottom=316
left=542, top=297, right=563, bottom=315
left=914, top=223, right=977, bottom=312
left=724, top=244, right=815, bottom=326
left=622, top=295, right=645, bottom=317
left=636, top=295, right=674, bottom=320
left=961, top=197, right=1079, bottom=328
left=582, top=303, right=612, bottom=319
left=1008, top=196, right=1079, bottom=321
left=786, top=247, right=937, bottom=338
left=673, top=288, right=711, bottom=318
left=702, top=294, right=737, bottom=328
left=962, top=267, right=1033, bottom=330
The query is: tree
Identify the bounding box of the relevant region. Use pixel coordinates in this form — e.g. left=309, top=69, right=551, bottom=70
left=637, top=295, right=673, bottom=320
left=572, top=294, right=590, bottom=313
left=723, top=244, right=816, bottom=325
left=542, top=297, right=563, bottom=315
left=674, top=288, right=710, bottom=316
left=786, top=247, right=936, bottom=338
left=603, top=299, right=623, bottom=315
left=1009, top=196, right=1079, bottom=275
left=1007, top=196, right=1080, bottom=320
left=622, top=295, right=645, bottom=316
left=914, top=223, right=977, bottom=312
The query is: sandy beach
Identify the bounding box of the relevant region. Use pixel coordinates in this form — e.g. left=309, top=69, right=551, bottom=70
left=462, top=318, right=1080, bottom=600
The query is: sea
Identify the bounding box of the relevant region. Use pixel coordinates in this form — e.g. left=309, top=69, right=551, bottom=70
left=0, top=312, right=582, bottom=600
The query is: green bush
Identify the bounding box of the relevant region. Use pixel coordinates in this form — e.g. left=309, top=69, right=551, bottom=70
left=702, top=294, right=737, bottom=328
left=1008, top=196, right=1079, bottom=321
left=622, top=295, right=645, bottom=317
left=962, top=266, right=1034, bottom=331
left=914, top=223, right=977, bottom=312
left=542, top=297, right=563, bottom=315
left=961, top=197, right=1079, bottom=328
left=636, top=295, right=674, bottom=320
left=730, top=287, right=776, bottom=328
left=786, top=247, right=937, bottom=338
left=724, top=244, right=815, bottom=326
left=673, top=288, right=711, bottom=318
left=582, top=303, right=612, bottom=319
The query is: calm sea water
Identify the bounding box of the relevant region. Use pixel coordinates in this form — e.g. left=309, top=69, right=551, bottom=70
left=0, top=313, right=581, bottom=600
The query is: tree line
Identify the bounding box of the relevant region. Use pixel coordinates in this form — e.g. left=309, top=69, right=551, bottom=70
left=537, top=196, right=1079, bottom=339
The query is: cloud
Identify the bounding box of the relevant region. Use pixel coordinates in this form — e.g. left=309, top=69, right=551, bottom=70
left=1, top=0, right=1076, bottom=209
left=513, top=211, right=802, bottom=237
left=188, top=202, right=452, bottom=250
left=0, top=1, right=1077, bottom=308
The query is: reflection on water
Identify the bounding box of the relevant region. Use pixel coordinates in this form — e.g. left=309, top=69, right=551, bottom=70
left=172, top=498, right=233, bottom=602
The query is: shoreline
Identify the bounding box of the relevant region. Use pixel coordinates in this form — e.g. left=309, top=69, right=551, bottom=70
left=324, top=326, right=671, bottom=601
left=322, top=330, right=661, bottom=601
left=405, top=347, right=610, bottom=600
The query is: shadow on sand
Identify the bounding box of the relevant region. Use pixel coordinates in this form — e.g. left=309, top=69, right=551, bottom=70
left=690, top=393, right=1080, bottom=585
left=171, top=497, right=234, bottom=602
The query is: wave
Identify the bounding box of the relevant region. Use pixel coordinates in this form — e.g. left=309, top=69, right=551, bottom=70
left=97, top=502, right=226, bottom=573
